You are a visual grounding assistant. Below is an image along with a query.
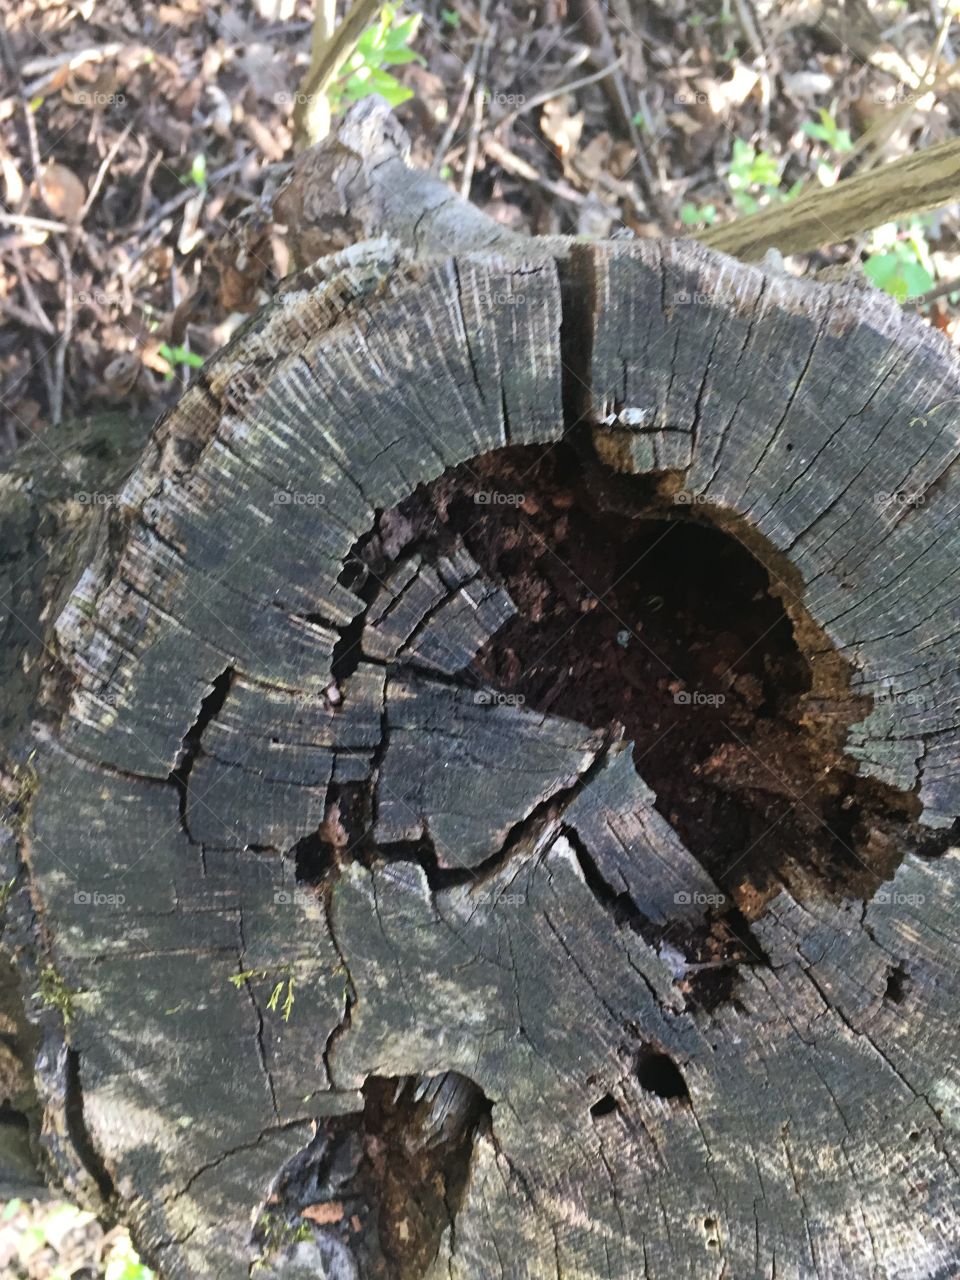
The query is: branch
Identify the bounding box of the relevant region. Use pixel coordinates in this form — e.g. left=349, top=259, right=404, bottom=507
left=293, top=0, right=381, bottom=151
left=699, top=136, right=960, bottom=261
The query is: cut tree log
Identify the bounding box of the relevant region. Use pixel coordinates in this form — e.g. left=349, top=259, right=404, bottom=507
left=3, top=111, right=960, bottom=1280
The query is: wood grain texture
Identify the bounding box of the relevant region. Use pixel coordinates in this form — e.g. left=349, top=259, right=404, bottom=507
left=2, top=236, right=960, bottom=1280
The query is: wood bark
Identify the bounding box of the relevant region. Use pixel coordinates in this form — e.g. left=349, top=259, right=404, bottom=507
left=3, top=116, right=960, bottom=1280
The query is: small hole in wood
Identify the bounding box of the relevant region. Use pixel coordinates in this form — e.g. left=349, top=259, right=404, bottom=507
left=589, top=1093, right=618, bottom=1119
left=884, top=961, right=910, bottom=1005
left=635, top=1047, right=689, bottom=1101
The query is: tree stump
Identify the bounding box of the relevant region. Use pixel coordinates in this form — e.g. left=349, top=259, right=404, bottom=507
left=3, top=155, right=960, bottom=1280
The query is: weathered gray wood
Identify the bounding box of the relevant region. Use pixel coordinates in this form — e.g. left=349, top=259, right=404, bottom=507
left=2, top=161, right=960, bottom=1280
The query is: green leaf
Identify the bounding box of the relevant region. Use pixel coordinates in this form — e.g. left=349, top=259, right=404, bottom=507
left=679, top=201, right=717, bottom=227
left=802, top=120, right=832, bottom=143
left=158, top=343, right=204, bottom=372
left=899, top=257, right=934, bottom=300
left=441, top=8, right=460, bottom=25
left=189, top=154, right=207, bottom=190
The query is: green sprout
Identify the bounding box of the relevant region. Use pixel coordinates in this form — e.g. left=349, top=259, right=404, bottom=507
left=863, top=220, right=935, bottom=304
left=680, top=201, right=717, bottom=228
left=329, top=5, right=424, bottom=112
left=37, top=966, right=74, bottom=1023
left=727, top=138, right=801, bottom=214
left=187, top=153, right=207, bottom=190
left=802, top=107, right=853, bottom=154
left=267, top=975, right=296, bottom=1022
left=157, top=343, right=204, bottom=380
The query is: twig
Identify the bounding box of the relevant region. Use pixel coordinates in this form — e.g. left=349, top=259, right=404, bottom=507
left=699, top=136, right=960, bottom=261
left=494, top=57, right=624, bottom=131
left=51, top=236, right=74, bottom=427
left=459, top=20, right=497, bottom=200
left=80, top=122, right=134, bottom=223
left=566, top=0, right=667, bottom=223
left=0, top=212, right=70, bottom=234
left=731, top=0, right=776, bottom=132
left=855, top=6, right=953, bottom=174
left=431, top=0, right=491, bottom=174
left=8, top=246, right=54, bottom=335
left=20, top=43, right=125, bottom=95
left=0, top=296, right=54, bottom=333
left=482, top=137, right=586, bottom=206
left=293, top=0, right=381, bottom=149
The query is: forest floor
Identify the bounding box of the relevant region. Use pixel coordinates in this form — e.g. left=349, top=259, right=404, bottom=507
left=2, top=0, right=960, bottom=455
left=1, top=0, right=960, bottom=1274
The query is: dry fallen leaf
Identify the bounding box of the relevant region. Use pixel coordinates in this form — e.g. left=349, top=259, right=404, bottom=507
left=540, top=95, right=583, bottom=159
left=39, top=162, right=87, bottom=222
left=0, top=152, right=23, bottom=206
left=300, top=1201, right=344, bottom=1225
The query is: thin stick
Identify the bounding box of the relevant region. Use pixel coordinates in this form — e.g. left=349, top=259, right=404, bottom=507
left=293, top=0, right=381, bottom=149
left=0, top=211, right=71, bottom=233
left=482, top=136, right=586, bottom=206
left=494, top=58, right=623, bottom=131
left=431, top=0, right=490, bottom=174
left=51, top=236, right=74, bottom=426
left=80, top=122, right=133, bottom=223
left=459, top=20, right=496, bottom=200
left=856, top=6, right=953, bottom=174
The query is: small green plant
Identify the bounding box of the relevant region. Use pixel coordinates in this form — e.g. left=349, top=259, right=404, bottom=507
left=267, top=975, right=296, bottom=1022
left=802, top=106, right=853, bottom=186
left=441, top=7, right=460, bottom=26
left=329, top=5, right=423, bottom=112
left=0, top=876, right=17, bottom=910
left=230, top=968, right=296, bottom=1021
left=727, top=138, right=801, bottom=214
left=229, top=968, right=267, bottom=988
left=863, top=220, right=935, bottom=303
left=36, top=966, right=74, bottom=1023
left=157, top=343, right=204, bottom=380
left=680, top=201, right=717, bottom=228
left=185, top=153, right=207, bottom=190
left=802, top=107, right=852, bottom=153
